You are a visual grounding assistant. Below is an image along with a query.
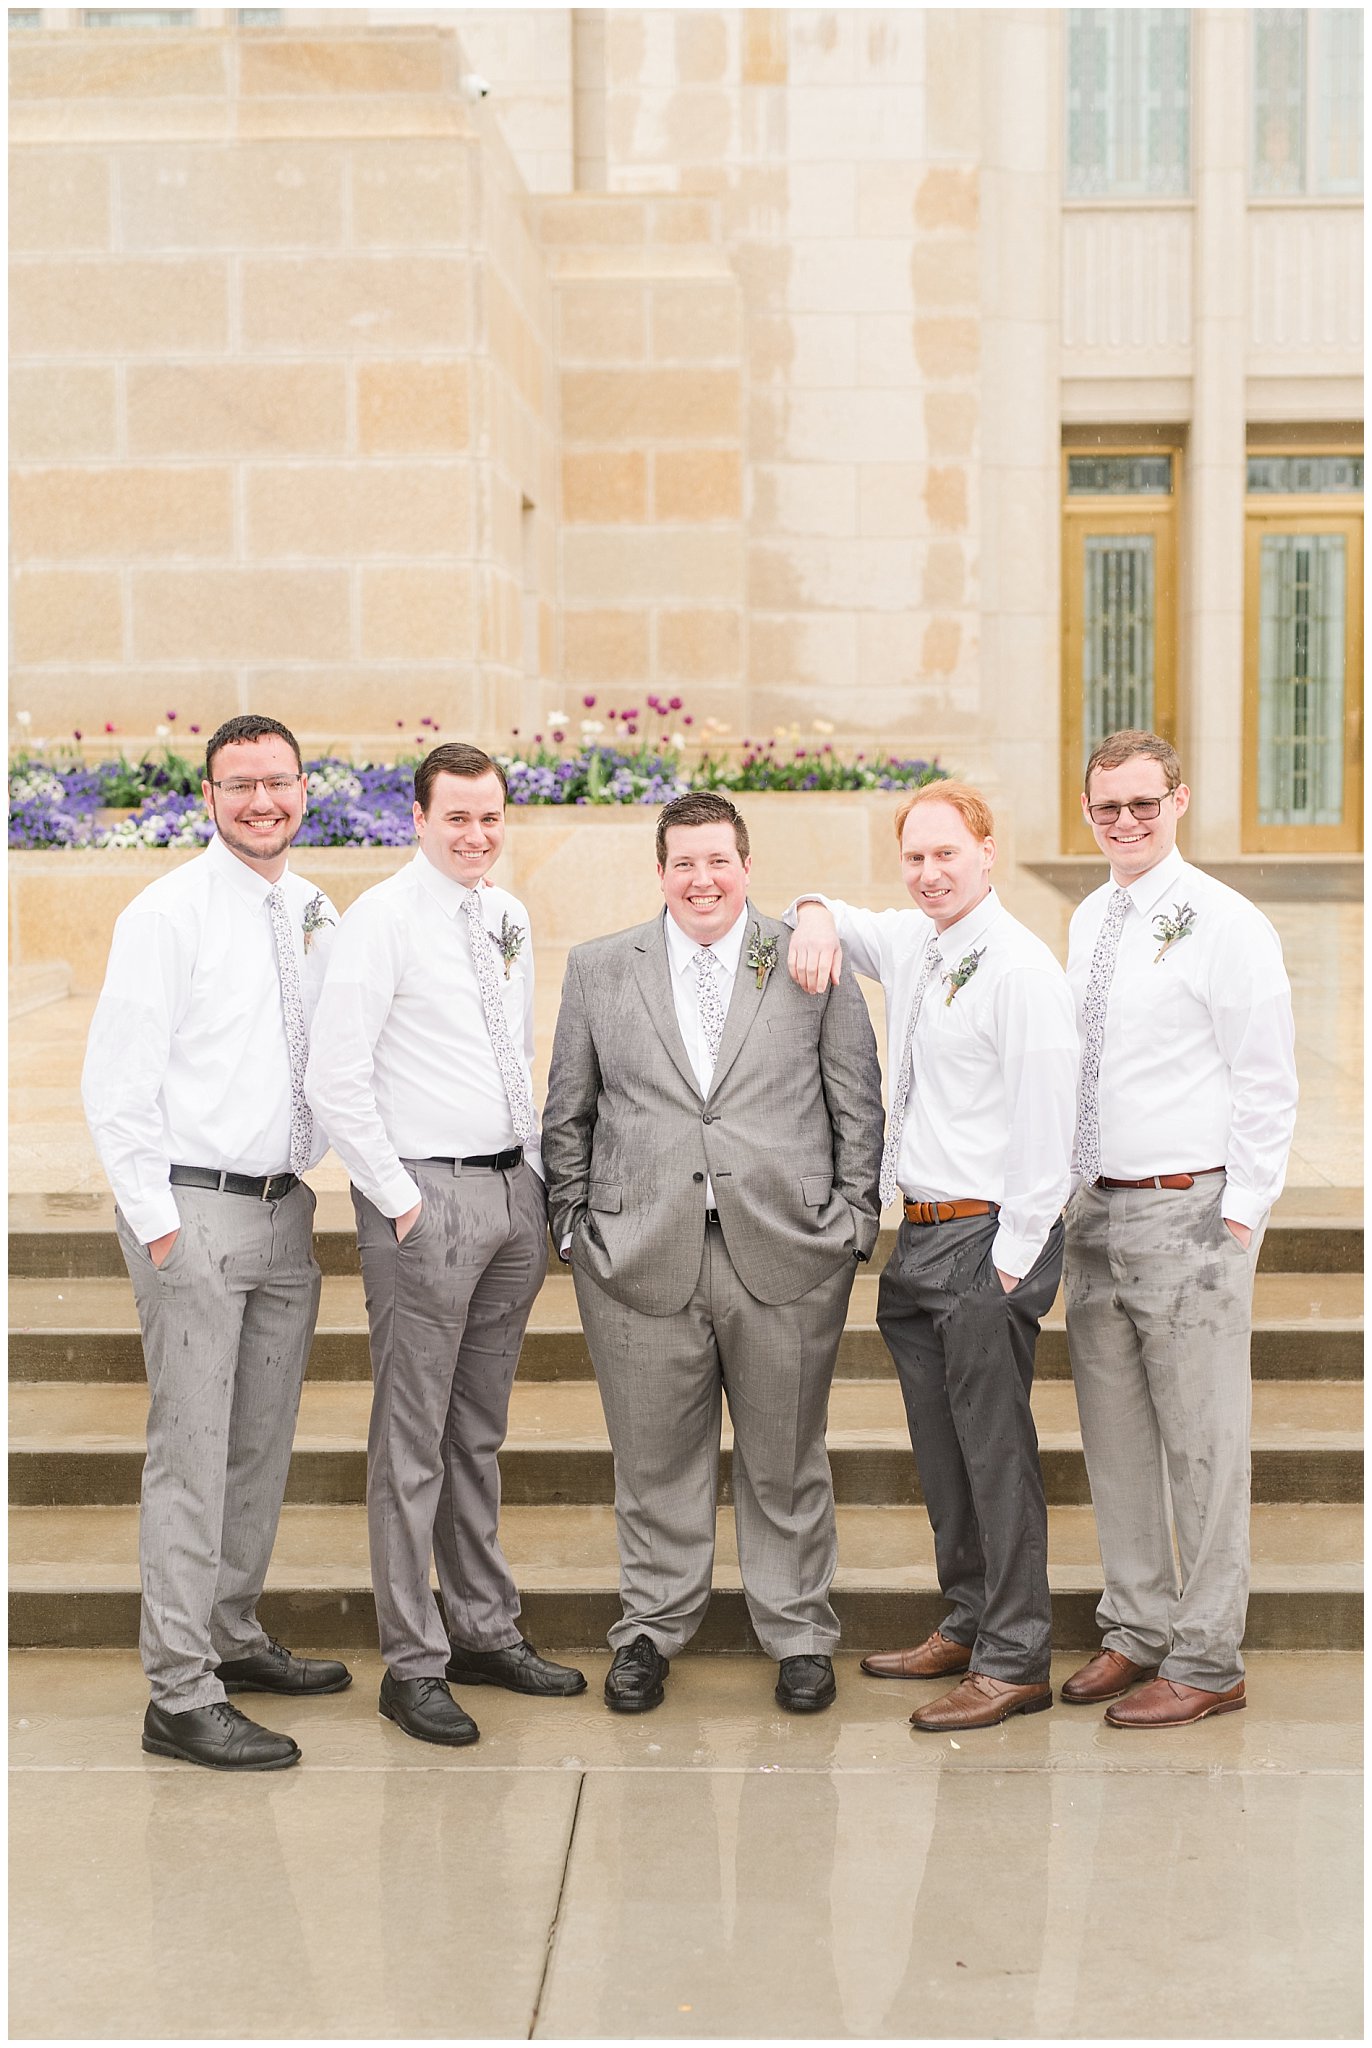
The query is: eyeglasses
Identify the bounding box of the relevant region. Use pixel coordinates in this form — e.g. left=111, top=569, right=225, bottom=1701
left=208, top=775, right=303, bottom=800
left=1085, top=794, right=1173, bottom=826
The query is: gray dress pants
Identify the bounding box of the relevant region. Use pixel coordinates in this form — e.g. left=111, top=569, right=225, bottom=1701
left=353, top=1157, right=547, bottom=1680
left=876, top=1212, right=1063, bottom=1684
left=116, top=1180, right=320, bottom=1713
left=1065, top=1177, right=1263, bottom=1691
left=574, top=1220, right=855, bottom=1660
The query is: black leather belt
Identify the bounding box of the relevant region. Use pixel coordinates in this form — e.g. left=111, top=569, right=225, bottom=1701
left=421, top=1148, right=524, bottom=1172
left=170, top=1165, right=299, bottom=1201
left=705, top=1207, right=720, bottom=1225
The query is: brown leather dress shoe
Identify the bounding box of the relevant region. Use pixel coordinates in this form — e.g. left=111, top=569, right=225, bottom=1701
left=1060, top=1649, right=1160, bottom=1704
left=1104, top=1676, right=1246, bottom=1728
left=861, top=1630, right=972, bottom=1681
left=909, top=1672, right=1052, bottom=1731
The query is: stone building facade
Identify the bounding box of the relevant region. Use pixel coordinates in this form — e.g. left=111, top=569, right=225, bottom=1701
left=8, top=8, right=1363, bottom=858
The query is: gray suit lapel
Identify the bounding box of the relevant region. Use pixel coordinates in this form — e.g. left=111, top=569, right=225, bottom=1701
left=631, top=917, right=701, bottom=1099
left=708, top=904, right=771, bottom=1099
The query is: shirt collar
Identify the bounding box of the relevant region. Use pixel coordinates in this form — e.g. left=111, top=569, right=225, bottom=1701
left=206, top=828, right=282, bottom=908
left=664, top=903, right=751, bottom=978
left=1122, top=845, right=1187, bottom=917
left=411, top=846, right=484, bottom=921
left=930, top=887, right=1002, bottom=960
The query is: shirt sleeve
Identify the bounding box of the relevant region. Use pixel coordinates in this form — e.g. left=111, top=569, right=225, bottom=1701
left=303, top=898, right=420, bottom=1219
left=780, top=893, right=894, bottom=983
left=80, top=904, right=192, bottom=1243
left=988, top=964, right=1079, bottom=1277
left=1209, top=909, right=1298, bottom=1228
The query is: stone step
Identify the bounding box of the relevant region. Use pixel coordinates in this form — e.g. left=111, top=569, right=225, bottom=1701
left=9, top=1269, right=1364, bottom=1384
left=9, top=1501, right=1361, bottom=1652
left=9, top=1378, right=1362, bottom=1509
left=11, top=1186, right=1362, bottom=1278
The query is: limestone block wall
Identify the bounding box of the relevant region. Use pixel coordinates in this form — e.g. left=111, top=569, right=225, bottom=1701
left=8, top=24, right=559, bottom=759
left=542, top=192, right=747, bottom=734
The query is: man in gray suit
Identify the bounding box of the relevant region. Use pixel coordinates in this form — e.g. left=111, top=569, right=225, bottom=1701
left=543, top=792, right=884, bottom=1715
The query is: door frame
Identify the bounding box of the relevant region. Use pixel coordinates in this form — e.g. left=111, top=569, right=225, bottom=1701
left=1242, top=500, right=1364, bottom=853
left=1061, top=448, right=1180, bottom=853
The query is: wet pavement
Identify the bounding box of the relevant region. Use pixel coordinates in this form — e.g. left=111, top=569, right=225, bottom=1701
left=9, top=1647, right=1363, bottom=2039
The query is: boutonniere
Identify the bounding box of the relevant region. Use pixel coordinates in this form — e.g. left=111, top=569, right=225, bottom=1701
left=1152, top=902, right=1196, bottom=963
left=746, top=923, right=778, bottom=990
left=494, top=911, right=526, bottom=980
left=302, top=892, right=335, bottom=952
left=943, top=945, right=985, bottom=1005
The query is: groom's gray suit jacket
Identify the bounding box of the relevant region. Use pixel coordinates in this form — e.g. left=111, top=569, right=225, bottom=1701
left=542, top=904, right=884, bottom=1314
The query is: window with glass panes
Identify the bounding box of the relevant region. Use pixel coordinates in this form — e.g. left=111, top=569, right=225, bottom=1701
left=1252, top=10, right=1363, bottom=195
left=1066, top=9, right=1191, bottom=198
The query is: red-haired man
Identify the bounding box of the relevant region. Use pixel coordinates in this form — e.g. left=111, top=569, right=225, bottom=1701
left=787, top=783, right=1078, bottom=1730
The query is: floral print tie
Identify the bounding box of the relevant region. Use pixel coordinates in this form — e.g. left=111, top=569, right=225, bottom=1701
left=692, top=947, right=726, bottom=1068
left=1072, top=885, right=1131, bottom=1185
left=460, top=889, right=534, bottom=1140
left=878, top=933, right=942, bottom=1207
left=266, top=884, right=313, bottom=1175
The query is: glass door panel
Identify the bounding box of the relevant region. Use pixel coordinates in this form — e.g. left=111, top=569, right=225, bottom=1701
left=1062, top=497, right=1177, bottom=852
left=1243, top=510, right=1362, bottom=852
left=1257, top=533, right=1345, bottom=827
left=1083, top=534, right=1157, bottom=748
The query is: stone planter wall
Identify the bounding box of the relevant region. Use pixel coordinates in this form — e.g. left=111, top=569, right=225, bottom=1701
left=10, top=789, right=1016, bottom=991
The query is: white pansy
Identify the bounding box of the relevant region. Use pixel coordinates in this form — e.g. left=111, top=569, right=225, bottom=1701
left=9, top=769, right=65, bottom=803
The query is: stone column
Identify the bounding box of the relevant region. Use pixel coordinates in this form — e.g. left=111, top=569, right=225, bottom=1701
left=978, top=9, right=1062, bottom=860
left=1186, top=7, right=1249, bottom=856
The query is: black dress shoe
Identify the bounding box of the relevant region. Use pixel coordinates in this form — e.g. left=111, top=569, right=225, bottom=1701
left=446, top=1636, right=587, bottom=1697
left=604, top=1634, right=670, bottom=1714
left=217, top=1636, right=352, bottom=1697
left=142, top=1699, right=301, bottom=1771
left=379, top=1671, right=479, bottom=1747
left=776, top=1654, right=837, bottom=1713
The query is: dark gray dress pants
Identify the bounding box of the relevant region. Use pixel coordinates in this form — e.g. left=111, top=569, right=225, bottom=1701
left=876, top=1211, right=1063, bottom=1683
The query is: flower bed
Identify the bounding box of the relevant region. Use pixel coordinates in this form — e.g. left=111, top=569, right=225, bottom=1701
left=8, top=700, right=947, bottom=849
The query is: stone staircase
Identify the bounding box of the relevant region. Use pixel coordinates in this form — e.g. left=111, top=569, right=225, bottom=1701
left=9, top=1187, right=1363, bottom=1654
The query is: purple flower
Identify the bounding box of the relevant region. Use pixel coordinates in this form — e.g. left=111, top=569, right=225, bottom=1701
left=583, top=695, right=596, bottom=708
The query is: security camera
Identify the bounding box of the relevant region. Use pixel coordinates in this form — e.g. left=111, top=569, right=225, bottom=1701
left=461, top=73, right=492, bottom=101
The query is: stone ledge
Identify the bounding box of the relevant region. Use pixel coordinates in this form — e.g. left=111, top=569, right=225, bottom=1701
left=8, top=789, right=975, bottom=988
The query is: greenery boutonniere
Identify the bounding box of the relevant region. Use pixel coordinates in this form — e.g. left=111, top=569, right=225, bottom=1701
left=1152, top=901, right=1196, bottom=963
left=746, top=923, right=779, bottom=990
left=495, top=912, right=526, bottom=980
left=943, top=945, right=985, bottom=1005
left=302, top=892, right=335, bottom=952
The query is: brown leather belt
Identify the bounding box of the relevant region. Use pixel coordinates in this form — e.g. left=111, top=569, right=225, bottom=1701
left=1097, top=1168, right=1224, bottom=1191
left=903, top=1199, right=998, bottom=1226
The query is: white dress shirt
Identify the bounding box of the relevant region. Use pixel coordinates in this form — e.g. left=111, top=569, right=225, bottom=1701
left=304, top=850, right=542, bottom=1218
left=1067, top=846, right=1297, bottom=1229
left=81, top=832, right=337, bottom=1244
left=663, top=903, right=747, bottom=1208
left=785, top=889, right=1078, bottom=1276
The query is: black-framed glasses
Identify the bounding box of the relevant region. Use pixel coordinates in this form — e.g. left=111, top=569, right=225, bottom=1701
left=208, top=774, right=303, bottom=800
left=1086, top=794, right=1173, bottom=826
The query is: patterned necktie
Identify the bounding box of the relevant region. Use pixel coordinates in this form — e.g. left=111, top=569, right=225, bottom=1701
left=1072, top=885, right=1131, bottom=1184
left=266, top=884, right=313, bottom=1175
left=879, top=933, right=942, bottom=1207
left=460, top=888, right=534, bottom=1140
left=692, top=947, right=726, bottom=1069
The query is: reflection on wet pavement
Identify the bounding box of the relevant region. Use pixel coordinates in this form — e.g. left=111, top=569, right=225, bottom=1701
left=10, top=1649, right=1362, bottom=2040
